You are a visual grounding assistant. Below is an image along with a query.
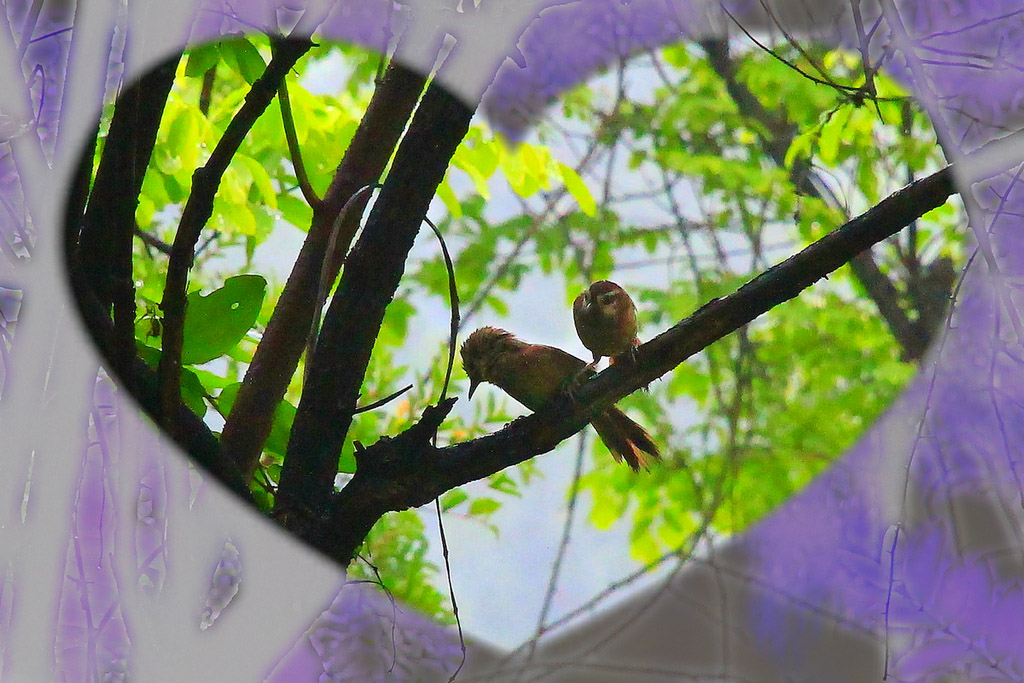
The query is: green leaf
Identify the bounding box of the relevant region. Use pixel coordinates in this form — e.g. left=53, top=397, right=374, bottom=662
left=557, top=162, right=596, bottom=216
left=235, top=154, right=278, bottom=209
left=817, top=107, right=849, bottom=165
left=180, top=367, right=210, bottom=418
left=278, top=193, right=313, bottom=230
left=181, top=275, right=267, bottom=365
left=488, top=472, right=521, bottom=497
left=589, top=494, right=621, bottom=530
left=469, top=497, right=501, bottom=516
left=436, top=178, right=462, bottom=218
left=218, top=37, right=266, bottom=85
left=189, top=367, right=235, bottom=390
left=337, top=450, right=356, bottom=474
left=499, top=142, right=527, bottom=194
left=441, top=489, right=468, bottom=511
left=136, top=195, right=155, bottom=228
left=184, top=43, right=220, bottom=78
left=213, top=196, right=257, bottom=236
left=784, top=127, right=815, bottom=169
left=166, top=106, right=200, bottom=171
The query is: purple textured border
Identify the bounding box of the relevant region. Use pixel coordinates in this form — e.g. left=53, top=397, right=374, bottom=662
left=2, top=0, right=1018, bottom=680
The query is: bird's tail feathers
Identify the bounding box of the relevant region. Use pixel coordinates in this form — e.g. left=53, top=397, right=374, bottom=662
left=591, top=408, right=660, bottom=472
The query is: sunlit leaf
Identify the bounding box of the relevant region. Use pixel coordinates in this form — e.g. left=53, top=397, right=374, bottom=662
left=558, top=161, right=596, bottom=216
left=182, top=274, right=267, bottom=365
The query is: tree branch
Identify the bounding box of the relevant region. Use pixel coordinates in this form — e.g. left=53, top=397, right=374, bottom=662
left=312, top=164, right=957, bottom=566
left=156, top=38, right=312, bottom=436
left=277, top=79, right=475, bottom=526
left=71, top=54, right=180, bottom=388
left=218, top=59, right=430, bottom=480
left=133, top=224, right=172, bottom=255
left=276, top=65, right=320, bottom=208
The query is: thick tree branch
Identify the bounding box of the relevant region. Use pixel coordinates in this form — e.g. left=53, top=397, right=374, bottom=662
left=75, top=53, right=179, bottom=300
left=276, top=80, right=475, bottom=526
left=71, top=54, right=180, bottom=387
left=218, top=60, right=430, bottom=479
left=312, top=164, right=957, bottom=566
left=156, top=38, right=311, bottom=436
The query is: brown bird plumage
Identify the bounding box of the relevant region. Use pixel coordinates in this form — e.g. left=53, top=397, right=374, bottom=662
left=461, top=326, right=659, bottom=471
left=573, top=280, right=640, bottom=367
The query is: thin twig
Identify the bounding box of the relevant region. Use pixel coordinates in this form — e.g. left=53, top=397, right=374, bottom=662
left=304, top=183, right=381, bottom=387
left=436, top=496, right=466, bottom=683
left=517, top=433, right=587, bottom=680
left=277, top=70, right=321, bottom=208
left=850, top=0, right=880, bottom=105
left=721, top=4, right=872, bottom=97
left=133, top=225, right=172, bottom=255
left=355, top=552, right=400, bottom=673
left=353, top=383, right=414, bottom=415
left=756, top=0, right=847, bottom=91
left=423, top=215, right=460, bottom=403
left=422, top=213, right=465, bottom=680
left=28, top=26, right=72, bottom=45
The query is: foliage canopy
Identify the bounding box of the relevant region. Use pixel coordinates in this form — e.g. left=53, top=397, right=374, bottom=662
left=83, top=33, right=963, bottom=622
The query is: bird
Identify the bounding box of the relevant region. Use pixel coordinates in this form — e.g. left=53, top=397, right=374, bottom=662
left=461, top=326, right=659, bottom=471
left=573, top=280, right=640, bottom=369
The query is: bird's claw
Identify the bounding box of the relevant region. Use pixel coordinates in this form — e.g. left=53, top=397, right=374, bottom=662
left=563, top=363, right=598, bottom=401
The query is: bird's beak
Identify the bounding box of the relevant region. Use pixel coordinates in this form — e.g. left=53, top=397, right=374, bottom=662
left=468, top=379, right=480, bottom=400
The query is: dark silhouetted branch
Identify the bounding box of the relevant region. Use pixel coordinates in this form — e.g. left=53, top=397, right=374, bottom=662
left=219, top=60, right=431, bottom=479
left=277, top=80, right=475, bottom=526
left=72, top=54, right=180, bottom=389
left=156, top=38, right=312, bottom=436
left=312, top=164, right=958, bottom=566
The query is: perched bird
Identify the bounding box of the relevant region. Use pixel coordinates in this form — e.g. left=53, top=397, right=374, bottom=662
left=461, top=326, right=659, bottom=471
left=573, top=280, right=640, bottom=368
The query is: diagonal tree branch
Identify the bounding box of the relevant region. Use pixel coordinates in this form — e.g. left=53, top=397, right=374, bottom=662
left=156, top=37, right=312, bottom=436
left=311, top=163, right=957, bottom=566
left=218, top=58, right=431, bottom=480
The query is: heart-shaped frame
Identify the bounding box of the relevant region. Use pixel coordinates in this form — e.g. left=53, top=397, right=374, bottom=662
left=5, top=0, right=1022, bottom=680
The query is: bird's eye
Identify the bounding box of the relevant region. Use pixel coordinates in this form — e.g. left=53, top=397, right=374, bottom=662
left=599, top=293, right=616, bottom=305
